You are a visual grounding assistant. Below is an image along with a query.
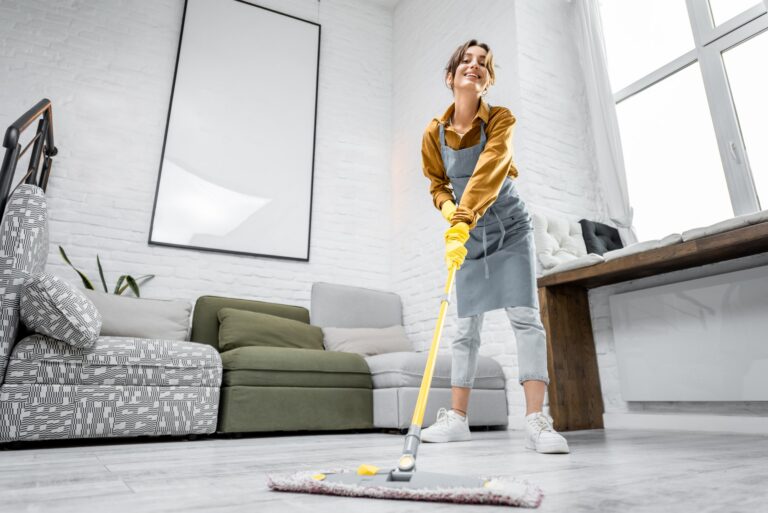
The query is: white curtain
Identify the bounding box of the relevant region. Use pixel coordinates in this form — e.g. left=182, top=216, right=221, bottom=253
left=573, top=0, right=638, bottom=245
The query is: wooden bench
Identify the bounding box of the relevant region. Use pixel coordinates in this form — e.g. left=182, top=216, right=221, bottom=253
left=538, top=221, right=768, bottom=431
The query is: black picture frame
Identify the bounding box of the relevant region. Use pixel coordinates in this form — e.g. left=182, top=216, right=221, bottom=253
left=148, top=0, right=321, bottom=262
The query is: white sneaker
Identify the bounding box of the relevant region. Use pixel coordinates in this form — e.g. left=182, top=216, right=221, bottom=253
left=421, top=408, right=471, bottom=443
left=525, top=412, right=570, bottom=454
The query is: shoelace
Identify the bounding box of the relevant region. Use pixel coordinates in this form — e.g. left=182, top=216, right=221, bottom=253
left=528, top=414, right=553, bottom=433
left=434, top=407, right=450, bottom=426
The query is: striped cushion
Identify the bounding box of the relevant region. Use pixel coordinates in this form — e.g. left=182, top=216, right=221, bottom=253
left=21, top=273, right=102, bottom=348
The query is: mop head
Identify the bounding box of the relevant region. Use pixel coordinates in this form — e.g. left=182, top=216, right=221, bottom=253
left=267, top=469, right=543, bottom=507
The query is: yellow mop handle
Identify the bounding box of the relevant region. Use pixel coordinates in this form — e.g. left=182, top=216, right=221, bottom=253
left=411, top=265, right=457, bottom=426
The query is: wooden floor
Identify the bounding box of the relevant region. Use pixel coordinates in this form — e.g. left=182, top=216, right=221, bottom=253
left=1, top=429, right=767, bottom=512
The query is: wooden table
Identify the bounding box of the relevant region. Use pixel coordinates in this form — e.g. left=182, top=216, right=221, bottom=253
left=538, top=221, right=768, bottom=431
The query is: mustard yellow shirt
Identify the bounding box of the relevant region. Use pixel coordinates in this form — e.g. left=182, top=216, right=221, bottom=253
left=421, top=99, right=519, bottom=229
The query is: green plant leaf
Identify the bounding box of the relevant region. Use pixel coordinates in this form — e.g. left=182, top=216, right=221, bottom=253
left=125, top=275, right=141, bottom=298
left=134, top=274, right=155, bottom=284
left=96, top=255, right=108, bottom=293
left=58, top=245, right=95, bottom=290
left=113, top=275, right=126, bottom=295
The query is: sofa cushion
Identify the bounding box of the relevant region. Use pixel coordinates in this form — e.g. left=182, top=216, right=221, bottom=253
left=191, top=295, right=310, bottom=350
left=83, top=290, right=192, bottom=341
left=365, top=352, right=505, bottom=390
left=531, top=212, right=587, bottom=270
left=579, top=219, right=623, bottom=255
left=4, top=334, right=222, bottom=387
left=311, top=282, right=403, bottom=328
left=221, top=346, right=371, bottom=388
left=218, top=308, right=323, bottom=352
left=322, top=325, right=413, bottom=356
left=20, top=273, right=101, bottom=348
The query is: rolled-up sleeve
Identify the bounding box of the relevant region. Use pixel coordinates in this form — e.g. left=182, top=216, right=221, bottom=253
left=421, top=121, right=455, bottom=210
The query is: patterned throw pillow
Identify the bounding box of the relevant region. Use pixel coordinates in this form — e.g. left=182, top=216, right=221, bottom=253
left=20, top=273, right=102, bottom=348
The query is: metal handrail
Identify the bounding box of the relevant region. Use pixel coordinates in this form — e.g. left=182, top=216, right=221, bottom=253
left=0, top=99, right=58, bottom=215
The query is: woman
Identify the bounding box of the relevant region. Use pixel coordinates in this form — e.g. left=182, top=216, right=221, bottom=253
left=420, top=39, right=569, bottom=454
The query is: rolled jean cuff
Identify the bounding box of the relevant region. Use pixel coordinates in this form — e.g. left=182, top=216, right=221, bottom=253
left=451, top=379, right=475, bottom=389
left=519, top=375, right=550, bottom=386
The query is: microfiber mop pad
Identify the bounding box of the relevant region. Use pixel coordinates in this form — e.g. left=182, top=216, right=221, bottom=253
left=267, top=469, right=543, bottom=507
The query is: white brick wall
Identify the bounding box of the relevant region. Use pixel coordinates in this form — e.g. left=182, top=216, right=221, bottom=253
left=0, top=0, right=394, bottom=309
left=391, top=0, right=606, bottom=421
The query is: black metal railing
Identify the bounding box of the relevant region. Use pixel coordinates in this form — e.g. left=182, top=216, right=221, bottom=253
left=0, top=98, right=58, bottom=215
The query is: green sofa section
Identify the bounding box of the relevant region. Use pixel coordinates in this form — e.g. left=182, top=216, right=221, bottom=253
left=191, top=295, right=373, bottom=433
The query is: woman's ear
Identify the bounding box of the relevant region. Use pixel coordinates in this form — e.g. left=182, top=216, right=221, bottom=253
left=445, top=72, right=453, bottom=89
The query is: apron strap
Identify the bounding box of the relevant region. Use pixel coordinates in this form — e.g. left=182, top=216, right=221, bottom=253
left=438, top=123, right=446, bottom=147
left=492, top=209, right=506, bottom=250
left=482, top=224, right=490, bottom=280
left=480, top=121, right=487, bottom=146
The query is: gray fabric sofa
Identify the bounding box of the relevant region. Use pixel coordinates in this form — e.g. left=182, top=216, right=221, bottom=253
left=311, top=282, right=509, bottom=429
left=0, top=185, right=222, bottom=443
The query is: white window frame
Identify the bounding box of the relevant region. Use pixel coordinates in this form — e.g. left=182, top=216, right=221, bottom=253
left=611, top=0, right=767, bottom=215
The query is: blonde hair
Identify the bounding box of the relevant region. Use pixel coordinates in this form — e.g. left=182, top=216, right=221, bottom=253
left=444, top=39, right=495, bottom=93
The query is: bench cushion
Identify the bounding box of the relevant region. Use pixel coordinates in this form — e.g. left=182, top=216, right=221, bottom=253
left=365, top=352, right=505, bottom=389
left=221, top=346, right=371, bottom=388
left=541, top=253, right=604, bottom=276
left=531, top=212, right=587, bottom=270
left=604, top=233, right=682, bottom=262
left=4, top=334, right=222, bottom=387
left=682, top=209, right=768, bottom=242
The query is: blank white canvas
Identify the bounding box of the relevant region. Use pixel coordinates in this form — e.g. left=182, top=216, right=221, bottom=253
left=609, top=265, right=768, bottom=401
left=151, top=0, right=319, bottom=260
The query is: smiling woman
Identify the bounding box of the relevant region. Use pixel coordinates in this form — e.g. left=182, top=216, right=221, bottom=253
left=419, top=39, right=570, bottom=454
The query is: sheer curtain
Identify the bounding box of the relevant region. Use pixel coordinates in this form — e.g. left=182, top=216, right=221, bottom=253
left=574, top=0, right=638, bottom=245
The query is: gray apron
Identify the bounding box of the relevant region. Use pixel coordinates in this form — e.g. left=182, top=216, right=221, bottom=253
left=439, top=120, right=538, bottom=318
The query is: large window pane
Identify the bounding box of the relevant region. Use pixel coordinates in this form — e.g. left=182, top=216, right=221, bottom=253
left=599, top=0, right=694, bottom=92
left=708, top=0, right=762, bottom=26
left=723, top=30, right=768, bottom=209
left=616, top=63, right=733, bottom=241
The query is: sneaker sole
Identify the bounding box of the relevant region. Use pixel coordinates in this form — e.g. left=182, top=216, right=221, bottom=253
left=526, top=439, right=570, bottom=454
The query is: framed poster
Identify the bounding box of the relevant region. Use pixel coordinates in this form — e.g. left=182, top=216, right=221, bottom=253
left=149, top=0, right=320, bottom=261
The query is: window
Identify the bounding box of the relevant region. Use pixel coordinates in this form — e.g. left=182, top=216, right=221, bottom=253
left=599, top=0, right=768, bottom=241
left=722, top=30, right=768, bottom=209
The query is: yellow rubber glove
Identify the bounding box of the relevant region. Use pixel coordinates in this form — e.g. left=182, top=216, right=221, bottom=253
left=440, top=200, right=457, bottom=224
left=444, top=222, right=470, bottom=270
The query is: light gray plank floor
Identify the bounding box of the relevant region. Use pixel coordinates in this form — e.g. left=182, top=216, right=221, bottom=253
left=1, top=429, right=767, bottom=513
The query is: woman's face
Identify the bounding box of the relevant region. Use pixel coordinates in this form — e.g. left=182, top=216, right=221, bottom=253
left=448, top=45, right=490, bottom=96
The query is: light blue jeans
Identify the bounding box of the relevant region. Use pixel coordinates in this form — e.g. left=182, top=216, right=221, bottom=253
left=451, top=306, right=550, bottom=387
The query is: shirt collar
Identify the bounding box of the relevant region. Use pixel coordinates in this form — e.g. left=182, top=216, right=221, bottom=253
left=437, top=99, right=490, bottom=125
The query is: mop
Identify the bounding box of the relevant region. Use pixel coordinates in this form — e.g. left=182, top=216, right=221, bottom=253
left=267, top=266, right=544, bottom=507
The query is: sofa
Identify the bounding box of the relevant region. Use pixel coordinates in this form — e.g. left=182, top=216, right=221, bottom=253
left=189, top=282, right=509, bottom=434
left=190, top=295, right=373, bottom=433
left=0, top=185, right=222, bottom=443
